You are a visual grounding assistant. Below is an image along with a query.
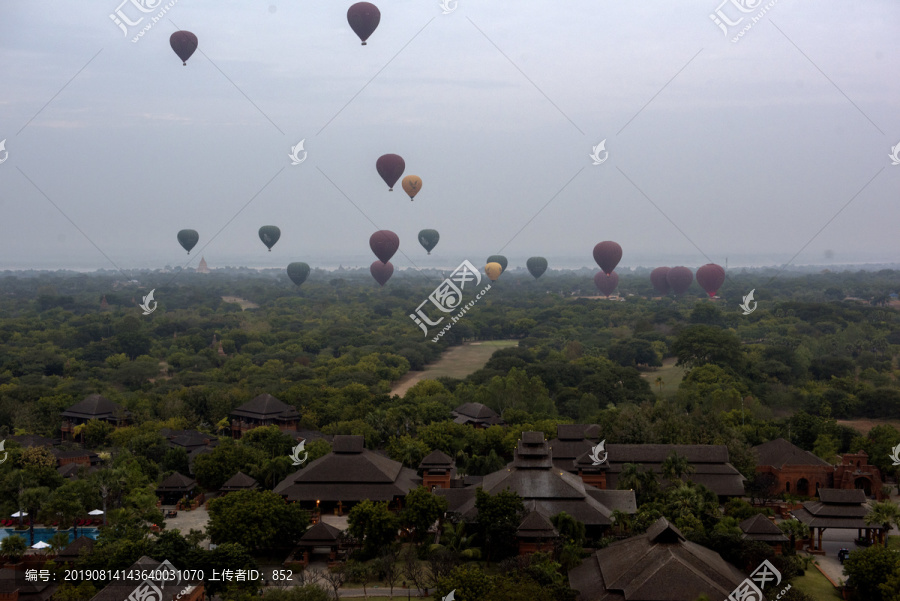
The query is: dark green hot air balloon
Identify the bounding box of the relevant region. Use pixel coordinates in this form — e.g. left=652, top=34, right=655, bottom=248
left=287, top=262, right=310, bottom=286
left=177, top=229, right=199, bottom=254
left=487, top=255, right=508, bottom=273
left=418, top=229, right=440, bottom=254
left=259, top=226, right=281, bottom=252
left=526, top=256, right=548, bottom=279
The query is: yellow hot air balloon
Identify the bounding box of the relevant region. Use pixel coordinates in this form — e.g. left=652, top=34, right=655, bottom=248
left=485, top=262, right=502, bottom=281
left=401, top=175, right=422, bottom=201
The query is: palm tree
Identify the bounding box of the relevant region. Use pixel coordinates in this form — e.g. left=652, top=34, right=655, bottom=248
left=0, top=535, right=26, bottom=564
left=865, top=501, right=900, bottom=546
left=617, top=463, right=659, bottom=504
left=661, top=452, right=695, bottom=483
left=48, top=532, right=70, bottom=554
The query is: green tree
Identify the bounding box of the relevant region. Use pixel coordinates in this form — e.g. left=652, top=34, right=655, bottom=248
left=866, top=501, right=900, bottom=546
left=845, top=545, right=900, bottom=601
left=671, top=325, right=743, bottom=371
left=192, top=441, right=265, bottom=490
left=387, top=435, right=430, bottom=468
left=0, top=535, right=26, bottom=562
left=401, top=486, right=448, bottom=545
left=475, top=488, right=524, bottom=562
left=435, top=563, right=492, bottom=601
left=82, top=419, right=115, bottom=448
left=206, top=490, right=308, bottom=552
left=347, top=500, right=399, bottom=558
left=616, top=463, right=659, bottom=505
left=661, top=452, right=695, bottom=482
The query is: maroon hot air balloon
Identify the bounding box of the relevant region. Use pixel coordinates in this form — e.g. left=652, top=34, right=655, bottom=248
left=369, top=230, right=399, bottom=263
left=650, top=267, right=671, bottom=295
left=370, top=260, right=393, bottom=286
left=593, top=241, right=622, bottom=275
left=347, top=2, right=381, bottom=45
left=696, top=263, right=726, bottom=298
left=376, top=154, right=405, bottom=191
left=170, top=31, right=198, bottom=66
left=594, top=271, right=619, bottom=298
left=667, top=266, right=693, bottom=295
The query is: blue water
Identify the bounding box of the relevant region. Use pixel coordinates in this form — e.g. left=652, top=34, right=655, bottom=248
left=0, top=527, right=98, bottom=544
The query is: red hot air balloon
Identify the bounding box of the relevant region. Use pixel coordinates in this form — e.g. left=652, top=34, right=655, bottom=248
left=650, top=267, right=671, bottom=295
left=347, top=2, right=381, bottom=45
left=594, top=271, right=619, bottom=298
left=370, top=261, right=393, bottom=286
left=369, top=230, right=399, bottom=263
left=170, top=31, right=198, bottom=65
left=593, top=241, right=622, bottom=275
left=696, top=263, right=726, bottom=298
left=666, top=266, right=693, bottom=296
left=376, top=154, right=405, bottom=191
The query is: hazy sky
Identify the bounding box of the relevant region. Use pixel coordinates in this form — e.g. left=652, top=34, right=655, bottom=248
left=2, top=0, right=899, bottom=272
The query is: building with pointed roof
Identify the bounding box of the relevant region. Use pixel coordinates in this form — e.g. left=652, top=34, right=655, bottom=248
left=517, top=502, right=559, bottom=555
left=740, top=514, right=789, bottom=554
left=793, top=488, right=876, bottom=550
left=436, top=431, right=636, bottom=538
left=60, top=394, right=130, bottom=441
left=753, top=438, right=833, bottom=497
left=197, top=256, right=210, bottom=273
left=568, top=517, right=749, bottom=601
left=88, top=556, right=204, bottom=601
left=833, top=450, right=885, bottom=498
left=156, top=472, right=198, bottom=505
left=451, top=402, right=505, bottom=428
left=418, top=450, right=457, bottom=490
left=578, top=443, right=746, bottom=499
left=274, top=435, right=419, bottom=514
left=288, top=521, right=348, bottom=566
left=220, top=471, right=259, bottom=494
left=229, top=393, right=300, bottom=438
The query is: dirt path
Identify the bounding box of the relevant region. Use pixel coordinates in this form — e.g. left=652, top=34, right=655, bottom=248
left=391, top=340, right=518, bottom=397
left=221, top=296, right=259, bottom=310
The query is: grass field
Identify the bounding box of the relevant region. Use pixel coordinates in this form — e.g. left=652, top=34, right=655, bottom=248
left=837, top=418, right=900, bottom=435
left=640, top=358, right=687, bottom=397
left=791, top=562, right=843, bottom=600
left=391, top=340, right=519, bottom=397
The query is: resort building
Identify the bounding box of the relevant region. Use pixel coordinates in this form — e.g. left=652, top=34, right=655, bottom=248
left=229, top=393, right=300, bottom=438
left=451, top=402, right=505, bottom=428
left=60, top=394, right=130, bottom=441
left=274, top=435, right=418, bottom=515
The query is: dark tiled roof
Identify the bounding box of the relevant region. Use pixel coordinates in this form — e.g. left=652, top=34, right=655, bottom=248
left=753, top=438, right=832, bottom=468
left=58, top=463, right=83, bottom=478
left=156, top=472, right=197, bottom=492
left=518, top=505, right=558, bottom=539
left=298, top=521, right=342, bottom=545
left=61, top=394, right=128, bottom=420
left=58, top=536, right=96, bottom=559
left=0, top=567, right=55, bottom=599
left=740, top=514, right=789, bottom=543
left=819, top=488, right=867, bottom=504
left=568, top=517, right=748, bottom=601
left=419, top=450, right=454, bottom=470
left=453, top=402, right=499, bottom=419
left=230, top=393, right=300, bottom=420
left=333, top=435, right=364, bottom=454
left=794, top=506, right=868, bottom=529
left=274, top=440, right=418, bottom=502
left=89, top=557, right=200, bottom=601
left=435, top=434, right=636, bottom=528
left=168, top=433, right=211, bottom=449
left=556, top=424, right=598, bottom=441
left=221, top=471, right=258, bottom=491
left=600, top=444, right=747, bottom=497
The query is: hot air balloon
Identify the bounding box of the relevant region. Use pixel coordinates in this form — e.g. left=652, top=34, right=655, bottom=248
left=593, top=241, right=622, bottom=275
left=650, top=267, right=671, bottom=295
left=401, top=175, right=422, bottom=201
left=594, top=271, right=619, bottom=298
left=370, top=230, right=399, bottom=263
left=526, top=257, right=548, bottom=279
left=486, top=255, right=508, bottom=273
left=177, top=229, right=199, bottom=254
left=418, top=229, right=439, bottom=254
left=376, top=154, right=405, bottom=191
left=287, top=262, right=310, bottom=286
left=667, top=266, right=693, bottom=295
left=170, top=31, right=198, bottom=65
left=370, top=260, right=393, bottom=286
left=259, top=226, right=281, bottom=252
left=696, top=263, right=726, bottom=298
left=485, top=262, right=502, bottom=281
left=347, top=2, right=381, bottom=45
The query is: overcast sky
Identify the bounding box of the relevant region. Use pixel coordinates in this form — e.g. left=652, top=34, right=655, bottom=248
left=1, top=0, right=899, bottom=272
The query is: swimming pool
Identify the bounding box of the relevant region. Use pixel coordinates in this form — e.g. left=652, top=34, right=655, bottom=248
left=0, top=528, right=99, bottom=544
